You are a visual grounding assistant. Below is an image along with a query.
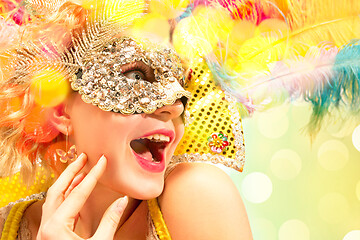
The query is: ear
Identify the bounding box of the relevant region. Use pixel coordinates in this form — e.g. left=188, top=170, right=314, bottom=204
left=50, top=104, right=73, bottom=135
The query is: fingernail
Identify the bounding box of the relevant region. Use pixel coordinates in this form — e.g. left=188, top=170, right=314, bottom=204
left=98, top=155, right=106, bottom=164
left=93, top=155, right=106, bottom=171
left=73, top=153, right=86, bottom=163
left=115, top=196, right=128, bottom=213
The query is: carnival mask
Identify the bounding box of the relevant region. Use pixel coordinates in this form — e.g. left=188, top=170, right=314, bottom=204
left=70, top=37, right=191, bottom=114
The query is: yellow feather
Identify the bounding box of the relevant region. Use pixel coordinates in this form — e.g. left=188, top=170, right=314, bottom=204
left=241, top=8, right=360, bottom=63
left=287, top=0, right=360, bottom=29
left=286, top=0, right=360, bottom=47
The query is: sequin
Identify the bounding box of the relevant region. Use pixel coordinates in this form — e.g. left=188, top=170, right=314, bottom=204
left=173, top=58, right=245, bottom=172
left=70, top=37, right=191, bottom=114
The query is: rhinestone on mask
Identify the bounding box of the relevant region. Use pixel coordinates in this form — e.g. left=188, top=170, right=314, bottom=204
left=70, top=37, right=190, bottom=114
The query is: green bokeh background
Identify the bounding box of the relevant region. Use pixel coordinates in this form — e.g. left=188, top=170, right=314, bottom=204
left=228, top=102, right=360, bottom=240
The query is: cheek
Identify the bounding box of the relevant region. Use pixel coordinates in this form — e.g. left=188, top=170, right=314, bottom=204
left=70, top=114, right=107, bottom=156
left=69, top=104, right=126, bottom=157
left=68, top=103, right=140, bottom=164
left=171, top=118, right=185, bottom=150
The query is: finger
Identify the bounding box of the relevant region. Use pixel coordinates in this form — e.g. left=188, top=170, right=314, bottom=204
left=64, top=173, right=86, bottom=229
left=92, top=196, right=128, bottom=240
left=56, top=155, right=107, bottom=220
left=42, top=153, right=87, bottom=221
left=47, top=153, right=87, bottom=201
left=64, top=172, right=87, bottom=198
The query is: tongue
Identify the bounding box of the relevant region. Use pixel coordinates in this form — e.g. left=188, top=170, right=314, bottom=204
left=130, top=139, right=153, bottom=161
left=148, top=142, right=160, bottom=162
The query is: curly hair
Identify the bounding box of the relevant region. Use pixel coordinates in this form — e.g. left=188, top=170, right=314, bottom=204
left=0, top=1, right=88, bottom=181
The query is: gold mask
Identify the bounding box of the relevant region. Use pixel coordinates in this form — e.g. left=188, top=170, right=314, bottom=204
left=70, top=37, right=191, bottom=114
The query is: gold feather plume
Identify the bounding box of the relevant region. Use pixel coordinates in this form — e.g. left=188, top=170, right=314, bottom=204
left=286, top=0, right=360, bottom=47
left=246, top=0, right=360, bottom=62
left=2, top=0, right=147, bottom=89
left=70, top=0, right=147, bottom=65
left=0, top=0, right=147, bottom=179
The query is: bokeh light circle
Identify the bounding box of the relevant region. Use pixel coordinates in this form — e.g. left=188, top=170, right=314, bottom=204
left=173, top=16, right=217, bottom=59
left=279, top=219, right=310, bottom=240
left=317, top=140, right=349, bottom=171
left=150, top=0, right=190, bottom=19
left=241, top=172, right=273, bottom=203
left=270, top=149, right=302, bottom=180
left=318, top=192, right=349, bottom=224
left=343, top=230, right=360, bottom=240
left=132, top=13, right=171, bottom=42
left=23, top=105, right=59, bottom=143
left=327, top=116, right=357, bottom=138
left=30, top=69, right=69, bottom=107
left=257, top=106, right=289, bottom=139
left=352, top=125, right=360, bottom=152
left=356, top=181, right=360, bottom=201
left=251, top=218, right=277, bottom=240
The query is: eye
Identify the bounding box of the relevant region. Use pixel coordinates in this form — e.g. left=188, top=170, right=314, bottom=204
left=124, top=70, right=145, bottom=81
left=121, top=61, right=155, bottom=83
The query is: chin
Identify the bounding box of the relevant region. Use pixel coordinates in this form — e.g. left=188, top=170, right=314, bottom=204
left=104, top=171, right=165, bottom=200
left=127, top=177, right=165, bottom=200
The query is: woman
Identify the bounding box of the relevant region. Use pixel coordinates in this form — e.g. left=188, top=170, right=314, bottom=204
left=0, top=0, right=251, bottom=239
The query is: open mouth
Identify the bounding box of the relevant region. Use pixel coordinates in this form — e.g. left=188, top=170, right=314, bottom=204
left=130, top=134, right=170, bottom=163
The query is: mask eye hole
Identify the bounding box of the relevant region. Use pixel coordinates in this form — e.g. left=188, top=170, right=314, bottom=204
left=121, top=61, right=155, bottom=83
left=124, top=70, right=146, bottom=81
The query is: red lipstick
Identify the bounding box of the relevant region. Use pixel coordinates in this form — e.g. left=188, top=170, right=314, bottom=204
left=131, top=129, right=174, bottom=173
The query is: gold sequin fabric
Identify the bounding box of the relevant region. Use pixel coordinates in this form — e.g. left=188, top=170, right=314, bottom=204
left=0, top=171, right=52, bottom=208
left=173, top=58, right=245, bottom=171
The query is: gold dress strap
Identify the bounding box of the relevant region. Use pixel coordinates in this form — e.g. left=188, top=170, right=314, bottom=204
left=1, top=200, right=37, bottom=240
left=147, top=199, right=171, bottom=240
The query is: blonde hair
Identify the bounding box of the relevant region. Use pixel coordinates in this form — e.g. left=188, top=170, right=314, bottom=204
left=0, top=1, right=88, bottom=181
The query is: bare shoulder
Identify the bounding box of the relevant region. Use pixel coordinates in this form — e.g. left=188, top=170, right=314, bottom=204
left=23, top=199, right=44, bottom=239
left=159, top=163, right=253, bottom=240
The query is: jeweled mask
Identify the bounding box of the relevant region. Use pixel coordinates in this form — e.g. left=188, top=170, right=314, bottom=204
left=70, top=37, right=191, bottom=114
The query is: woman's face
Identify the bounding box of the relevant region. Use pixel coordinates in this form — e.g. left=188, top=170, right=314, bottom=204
left=66, top=93, right=185, bottom=200
left=59, top=38, right=188, bottom=199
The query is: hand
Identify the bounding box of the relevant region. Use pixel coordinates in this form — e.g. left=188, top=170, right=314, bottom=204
left=37, top=154, right=128, bottom=240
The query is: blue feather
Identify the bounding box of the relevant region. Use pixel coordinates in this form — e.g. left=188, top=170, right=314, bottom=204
left=175, top=3, right=195, bottom=22
left=206, top=57, right=255, bottom=115
left=307, top=39, right=360, bottom=132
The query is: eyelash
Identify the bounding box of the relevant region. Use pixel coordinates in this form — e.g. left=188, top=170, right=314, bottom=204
left=122, top=62, right=153, bottom=81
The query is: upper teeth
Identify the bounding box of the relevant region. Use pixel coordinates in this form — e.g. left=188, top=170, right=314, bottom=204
left=141, top=134, right=170, bottom=142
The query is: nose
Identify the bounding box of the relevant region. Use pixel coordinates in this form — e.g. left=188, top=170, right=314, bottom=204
left=149, top=99, right=184, bottom=121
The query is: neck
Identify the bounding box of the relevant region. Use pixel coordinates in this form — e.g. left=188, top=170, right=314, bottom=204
left=73, top=183, right=141, bottom=238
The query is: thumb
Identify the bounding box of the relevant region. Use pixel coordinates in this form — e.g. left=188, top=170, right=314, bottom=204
left=91, top=196, right=128, bottom=239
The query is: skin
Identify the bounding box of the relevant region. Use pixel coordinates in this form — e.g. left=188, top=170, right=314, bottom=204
left=1, top=74, right=253, bottom=239
left=160, top=163, right=253, bottom=240
left=61, top=93, right=185, bottom=200
left=36, top=93, right=185, bottom=238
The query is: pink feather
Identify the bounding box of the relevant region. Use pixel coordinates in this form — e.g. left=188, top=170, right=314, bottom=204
left=0, top=17, right=20, bottom=50
left=243, top=45, right=339, bottom=109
